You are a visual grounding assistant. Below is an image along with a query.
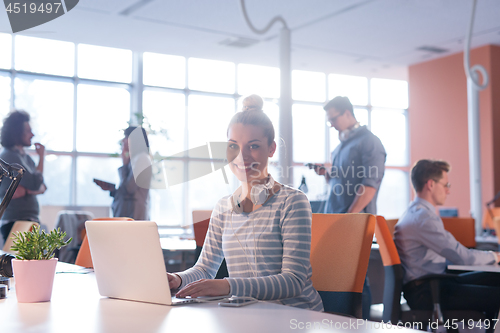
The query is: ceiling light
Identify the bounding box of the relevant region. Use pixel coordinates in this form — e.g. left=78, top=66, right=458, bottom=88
left=219, top=37, right=259, bottom=48
left=416, top=46, right=448, bottom=54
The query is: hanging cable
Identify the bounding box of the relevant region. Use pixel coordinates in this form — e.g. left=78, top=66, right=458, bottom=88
left=239, top=0, right=293, bottom=185
left=463, top=0, right=488, bottom=90
left=239, top=0, right=288, bottom=34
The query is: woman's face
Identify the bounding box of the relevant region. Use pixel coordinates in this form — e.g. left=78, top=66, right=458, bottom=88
left=121, top=135, right=129, bottom=153
left=227, top=123, right=276, bottom=183
left=21, top=122, right=34, bottom=147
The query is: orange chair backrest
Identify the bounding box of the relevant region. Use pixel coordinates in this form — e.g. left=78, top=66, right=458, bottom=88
left=374, top=216, right=401, bottom=266
left=75, top=217, right=134, bottom=268
left=494, top=217, right=500, bottom=244
left=483, top=207, right=500, bottom=230
left=192, top=210, right=212, bottom=247
left=310, top=213, right=375, bottom=293
left=385, top=219, right=398, bottom=237
left=441, top=217, right=476, bottom=248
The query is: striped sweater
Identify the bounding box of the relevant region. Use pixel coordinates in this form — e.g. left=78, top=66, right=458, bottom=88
left=177, top=185, right=324, bottom=311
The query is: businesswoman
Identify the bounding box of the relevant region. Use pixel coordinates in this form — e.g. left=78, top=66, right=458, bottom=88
left=167, top=96, right=323, bottom=311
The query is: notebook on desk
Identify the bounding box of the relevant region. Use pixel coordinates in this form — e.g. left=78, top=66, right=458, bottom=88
left=85, top=220, right=227, bottom=305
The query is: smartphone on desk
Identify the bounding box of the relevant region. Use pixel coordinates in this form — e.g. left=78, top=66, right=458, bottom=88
left=218, top=296, right=258, bottom=307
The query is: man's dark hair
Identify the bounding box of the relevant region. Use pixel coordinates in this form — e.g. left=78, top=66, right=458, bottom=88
left=1, top=110, right=30, bottom=148
left=411, top=159, right=450, bottom=193
left=323, top=96, right=354, bottom=115
left=124, top=126, right=149, bottom=148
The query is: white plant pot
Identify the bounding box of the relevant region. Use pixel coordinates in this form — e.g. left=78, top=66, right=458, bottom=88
left=12, top=258, right=58, bottom=303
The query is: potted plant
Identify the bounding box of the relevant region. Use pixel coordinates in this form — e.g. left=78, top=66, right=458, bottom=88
left=10, top=225, right=72, bottom=303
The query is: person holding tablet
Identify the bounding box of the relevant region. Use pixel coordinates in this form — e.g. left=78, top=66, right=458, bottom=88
left=95, top=126, right=150, bottom=220
left=167, top=96, right=323, bottom=311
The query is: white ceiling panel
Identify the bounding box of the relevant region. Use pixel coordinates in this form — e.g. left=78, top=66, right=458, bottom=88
left=292, top=0, right=500, bottom=64
left=132, top=0, right=368, bottom=37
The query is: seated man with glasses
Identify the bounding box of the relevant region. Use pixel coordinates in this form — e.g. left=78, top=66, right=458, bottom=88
left=395, top=159, right=500, bottom=316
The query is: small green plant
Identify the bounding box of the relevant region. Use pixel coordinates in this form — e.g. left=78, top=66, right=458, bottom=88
left=10, top=225, right=72, bottom=260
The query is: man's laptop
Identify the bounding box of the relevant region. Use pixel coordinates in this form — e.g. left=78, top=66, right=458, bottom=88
left=85, top=220, right=227, bottom=305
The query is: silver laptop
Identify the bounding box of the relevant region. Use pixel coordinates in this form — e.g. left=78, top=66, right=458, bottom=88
left=85, top=220, right=226, bottom=305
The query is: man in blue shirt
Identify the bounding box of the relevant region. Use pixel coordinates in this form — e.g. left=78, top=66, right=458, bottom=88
left=313, top=96, right=386, bottom=214
left=395, top=159, right=500, bottom=314
left=312, top=96, right=386, bottom=319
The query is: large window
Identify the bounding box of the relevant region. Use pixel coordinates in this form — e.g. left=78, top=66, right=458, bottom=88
left=292, top=70, right=326, bottom=102
left=143, top=52, right=185, bottom=89
left=14, top=76, right=74, bottom=152
left=77, top=44, right=132, bottom=83
left=188, top=58, right=235, bottom=94
left=15, top=36, right=74, bottom=77
left=0, top=33, right=12, bottom=70
left=292, top=104, right=325, bottom=163
left=142, top=90, right=186, bottom=156
left=0, top=34, right=410, bottom=226
left=76, top=84, right=130, bottom=153
left=238, top=64, right=280, bottom=98
left=328, top=74, right=368, bottom=105
left=0, top=74, right=11, bottom=119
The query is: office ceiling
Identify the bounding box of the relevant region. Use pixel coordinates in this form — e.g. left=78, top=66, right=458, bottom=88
left=1, top=0, right=500, bottom=80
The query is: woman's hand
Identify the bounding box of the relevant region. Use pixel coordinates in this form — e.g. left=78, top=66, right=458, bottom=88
left=34, top=143, right=45, bottom=158
left=167, top=273, right=182, bottom=290
left=27, top=184, right=47, bottom=195
left=175, top=279, right=230, bottom=298
left=12, top=185, right=27, bottom=199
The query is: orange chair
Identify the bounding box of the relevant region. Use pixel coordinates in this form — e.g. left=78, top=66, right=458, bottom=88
left=385, top=218, right=398, bottom=236
left=493, top=217, right=500, bottom=247
left=75, top=217, right=134, bottom=268
left=310, top=213, right=375, bottom=318
left=191, top=210, right=228, bottom=278
left=374, top=216, right=403, bottom=323
left=192, top=210, right=212, bottom=249
left=482, top=207, right=500, bottom=230
left=441, top=217, right=476, bottom=248
left=376, top=216, right=485, bottom=326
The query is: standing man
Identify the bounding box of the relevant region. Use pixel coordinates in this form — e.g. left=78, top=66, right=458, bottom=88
left=311, top=96, right=386, bottom=319
left=395, top=159, right=500, bottom=315
left=95, top=126, right=150, bottom=220
left=313, top=96, right=386, bottom=214
left=0, top=110, right=46, bottom=242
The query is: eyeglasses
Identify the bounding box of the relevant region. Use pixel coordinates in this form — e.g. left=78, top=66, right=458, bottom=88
left=326, top=111, right=345, bottom=127
left=434, top=179, right=451, bottom=189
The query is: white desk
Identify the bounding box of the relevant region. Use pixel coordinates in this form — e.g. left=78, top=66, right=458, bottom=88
left=0, top=263, right=421, bottom=333
left=447, top=264, right=500, bottom=273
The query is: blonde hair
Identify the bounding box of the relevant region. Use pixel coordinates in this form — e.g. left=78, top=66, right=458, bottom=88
left=242, top=94, right=264, bottom=112
left=228, top=95, right=274, bottom=145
